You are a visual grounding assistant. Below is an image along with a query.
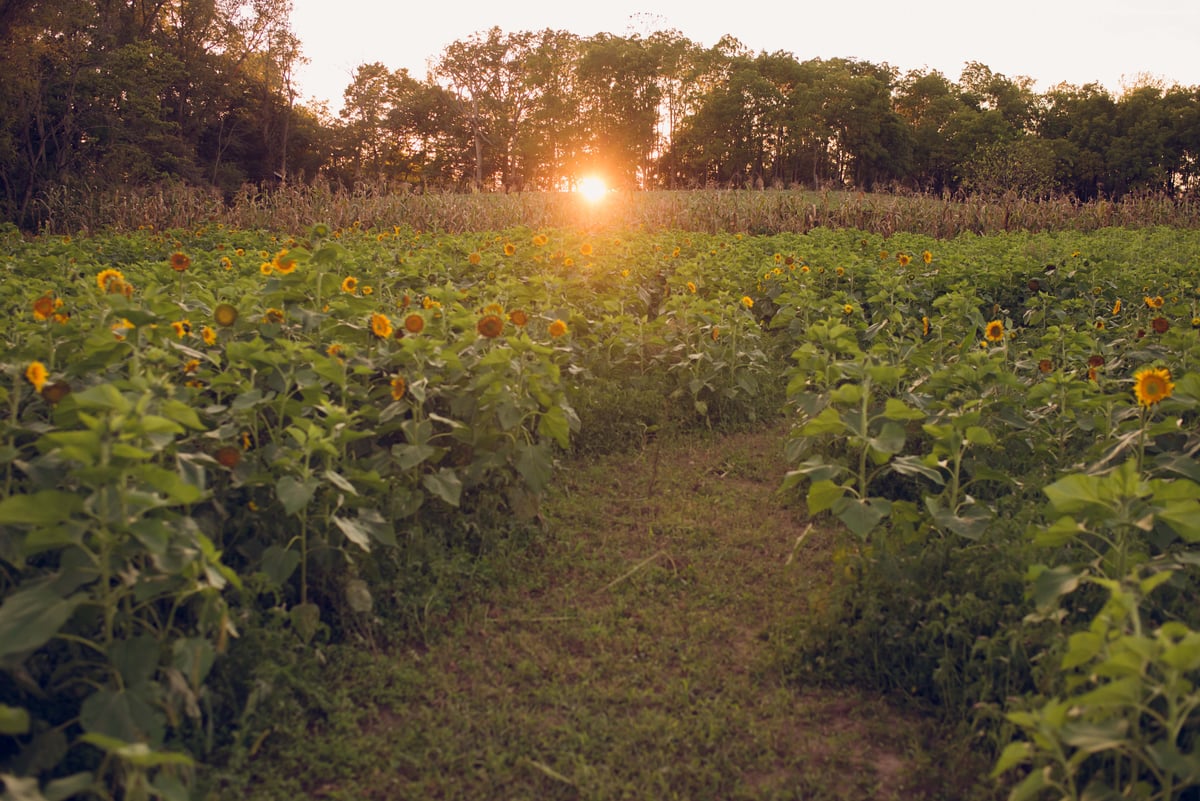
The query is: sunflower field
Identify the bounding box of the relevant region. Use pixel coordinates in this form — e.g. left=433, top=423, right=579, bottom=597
left=2, top=219, right=1200, bottom=799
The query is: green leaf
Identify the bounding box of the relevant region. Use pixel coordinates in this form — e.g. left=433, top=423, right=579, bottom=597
left=423, top=468, right=463, bottom=507
left=260, top=545, right=300, bottom=587
left=889, top=456, right=945, bottom=484
left=829, top=382, right=861, bottom=405
left=333, top=516, right=372, bottom=551
left=837, top=497, right=890, bottom=539
left=991, top=741, right=1031, bottom=777
left=323, top=469, right=358, bottom=496
left=0, top=491, right=83, bottom=525
left=801, top=406, right=846, bottom=436
left=538, top=404, right=572, bottom=449
left=79, top=689, right=165, bottom=747
left=172, top=637, right=215, bottom=690
left=290, top=603, right=321, bottom=643
left=0, top=704, right=30, bottom=735
left=275, top=476, right=317, bottom=515
left=1034, top=515, right=1085, bottom=547
left=1044, top=473, right=1105, bottom=514
left=0, top=581, right=84, bottom=659
left=806, top=479, right=846, bottom=515
left=1029, top=564, right=1083, bottom=610
left=1158, top=498, right=1200, bottom=542
left=158, top=399, right=205, bottom=431
left=867, top=421, right=906, bottom=456
left=881, top=397, right=924, bottom=421
left=964, top=425, right=995, bottom=446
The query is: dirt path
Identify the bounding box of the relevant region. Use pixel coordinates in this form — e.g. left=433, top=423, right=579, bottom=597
left=242, top=422, right=975, bottom=800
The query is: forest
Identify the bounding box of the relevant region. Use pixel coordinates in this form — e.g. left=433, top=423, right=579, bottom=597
left=4, top=0, right=1200, bottom=231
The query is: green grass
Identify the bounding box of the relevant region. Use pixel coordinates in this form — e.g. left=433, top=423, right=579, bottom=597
left=217, top=419, right=997, bottom=800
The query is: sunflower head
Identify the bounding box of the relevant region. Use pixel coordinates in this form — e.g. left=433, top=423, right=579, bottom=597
left=341, top=276, right=359, bottom=294
left=508, top=309, right=528, bottom=327
left=548, top=319, right=568, bottom=338
left=214, top=303, right=239, bottom=327
left=404, top=313, right=425, bottom=334
left=370, top=313, right=393, bottom=339
left=984, top=320, right=1005, bottom=343
left=170, top=252, right=190, bottom=272
left=503, top=243, right=516, bottom=256
left=477, top=314, right=504, bottom=338
left=1133, top=366, right=1174, bottom=407
left=390, top=376, right=407, bottom=401
left=24, top=361, right=48, bottom=393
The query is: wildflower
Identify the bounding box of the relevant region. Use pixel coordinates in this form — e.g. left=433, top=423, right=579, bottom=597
left=1112, top=299, right=1122, bottom=315
left=370, top=313, right=393, bottom=339
left=390, top=376, right=407, bottom=401
left=362, top=286, right=373, bottom=296
left=96, top=268, right=125, bottom=292
left=477, top=314, right=504, bottom=338
left=879, top=250, right=889, bottom=260
left=563, top=257, right=574, bottom=268
left=401, top=313, right=424, bottom=334
left=341, top=276, right=359, bottom=294
left=221, top=256, right=232, bottom=270
left=183, top=359, right=200, bottom=374
left=984, top=320, right=1005, bottom=343
left=262, top=308, right=285, bottom=325
left=235, top=248, right=246, bottom=257
left=215, top=446, right=241, bottom=469
left=800, top=265, right=810, bottom=274
left=620, top=269, right=631, bottom=278
left=400, top=294, right=411, bottom=308
left=922, top=316, right=930, bottom=337
left=897, top=253, right=911, bottom=267
left=171, top=320, right=192, bottom=338
left=1133, top=366, right=1174, bottom=407
left=1144, top=295, right=1165, bottom=310
left=1038, top=359, right=1053, bottom=373
left=214, top=304, right=238, bottom=327
left=32, top=293, right=58, bottom=321
left=741, top=296, right=754, bottom=309
left=24, top=361, right=48, bottom=393
left=312, top=223, right=330, bottom=238
left=509, top=309, right=528, bottom=327
left=468, top=252, right=482, bottom=265
left=843, top=304, right=854, bottom=315
left=835, top=266, right=845, bottom=276
left=548, top=319, right=568, bottom=338
left=259, top=262, right=273, bottom=275
left=484, top=303, right=504, bottom=315
left=686, top=281, right=697, bottom=294
left=272, top=250, right=297, bottom=274
left=112, top=319, right=134, bottom=340
left=327, top=343, right=344, bottom=359
left=581, top=242, right=594, bottom=257
left=1151, top=316, right=1170, bottom=334
left=1088, top=355, right=1106, bottom=368
left=1096, top=320, right=1106, bottom=330
left=533, top=234, right=548, bottom=247
left=922, top=250, right=933, bottom=264
left=1192, top=317, right=1200, bottom=329
left=504, top=243, right=516, bottom=256
left=711, top=327, right=719, bottom=341
left=170, top=252, right=190, bottom=272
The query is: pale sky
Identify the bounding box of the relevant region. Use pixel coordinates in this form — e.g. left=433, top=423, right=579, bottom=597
left=290, top=0, right=1200, bottom=114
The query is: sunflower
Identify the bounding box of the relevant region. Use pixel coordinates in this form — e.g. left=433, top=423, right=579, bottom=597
left=183, top=359, right=200, bottom=374
left=1152, top=316, right=1170, bottom=334
left=711, top=327, right=719, bottom=341
left=327, top=343, right=344, bottom=359
left=214, top=446, right=241, bottom=469
left=214, top=303, right=239, bottom=327
left=362, top=286, right=373, bottom=296
left=262, top=308, right=285, bottom=325
left=1192, top=317, right=1200, bottom=329
left=1112, top=299, right=1122, bottom=315
left=171, top=320, right=192, bottom=338
left=503, top=243, right=516, bottom=256
left=468, top=252, right=482, bottom=265
left=477, top=314, right=504, bottom=338
left=548, top=319, right=568, bottom=338
left=341, top=276, right=359, bottom=294
left=580, top=242, right=594, bottom=257
left=686, top=281, right=697, bottom=294
left=259, top=262, right=273, bottom=275
left=170, top=252, right=190, bottom=272
left=220, top=256, right=233, bottom=270
left=32, top=293, right=58, bottom=321
left=984, top=320, right=1005, bottom=343
left=508, top=309, right=528, bottom=327
left=1133, top=366, right=1174, bottom=407
left=201, top=326, right=217, bottom=346
left=922, top=316, right=930, bottom=337
left=111, top=319, right=134, bottom=340
left=24, top=361, right=48, bottom=393
left=897, top=253, right=911, bottom=267
left=390, top=376, right=407, bottom=401
left=740, top=296, right=754, bottom=309
left=922, top=250, right=933, bottom=264
left=272, top=249, right=297, bottom=274
left=1038, top=359, right=1053, bottom=373
left=532, top=234, right=548, bottom=247
left=835, top=266, right=845, bottom=276
left=96, top=268, right=125, bottom=292
left=843, top=303, right=854, bottom=315
left=370, top=313, right=393, bottom=339
left=404, top=313, right=425, bottom=334
left=1144, top=295, right=1165, bottom=310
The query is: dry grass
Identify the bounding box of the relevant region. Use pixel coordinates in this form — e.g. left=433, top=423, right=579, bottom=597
left=37, top=181, right=1200, bottom=238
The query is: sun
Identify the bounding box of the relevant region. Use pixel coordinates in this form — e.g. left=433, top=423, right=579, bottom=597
left=577, top=175, right=608, bottom=203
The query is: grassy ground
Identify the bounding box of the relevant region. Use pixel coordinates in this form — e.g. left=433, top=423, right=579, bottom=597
left=224, top=420, right=997, bottom=800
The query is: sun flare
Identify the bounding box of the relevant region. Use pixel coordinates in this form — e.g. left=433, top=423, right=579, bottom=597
left=577, top=175, right=608, bottom=203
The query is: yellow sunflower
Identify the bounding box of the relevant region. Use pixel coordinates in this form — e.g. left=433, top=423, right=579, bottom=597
left=404, top=313, right=425, bottom=334
left=508, top=309, right=529, bottom=327
left=171, top=320, right=192, bottom=338
left=548, top=319, right=568, bottom=338
left=262, top=308, right=285, bottom=325
left=96, top=268, right=125, bottom=292
left=580, top=242, right=594, bottom=257
left=272, top=249, right=297, bottom=274
left=169, top=252, right=190, bottom=272
left=201, top=326, right=217, bottom=346
left=1133, top=366, right=1174, bottom=407
left=32, top=293, right=58, bottom=321
left=984, top=320, right=1005, bottom=343
left=503, top=243, right=516, bottom=256
left=390, top=376, right=407, bottom=401
left=740, top=296, right=754, bottom=309
left=370, top=313, right=393, bottom=339
left=468, top=252, right=482, bottom=265
left=214, top=303, right=238, bottom=327
left=341, top=276, right=359, bottom=294
left=25, top=361, right=48, bottom=393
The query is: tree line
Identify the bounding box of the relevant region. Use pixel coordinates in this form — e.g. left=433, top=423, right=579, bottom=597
left=4, top=3, right=1200, bottom=229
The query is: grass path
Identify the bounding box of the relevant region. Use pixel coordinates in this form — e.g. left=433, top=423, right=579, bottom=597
left=235, top=421, right=988, bottom=800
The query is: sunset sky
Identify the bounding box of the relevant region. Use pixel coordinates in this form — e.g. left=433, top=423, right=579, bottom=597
left=289, top=0, right=1200, bottom=113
